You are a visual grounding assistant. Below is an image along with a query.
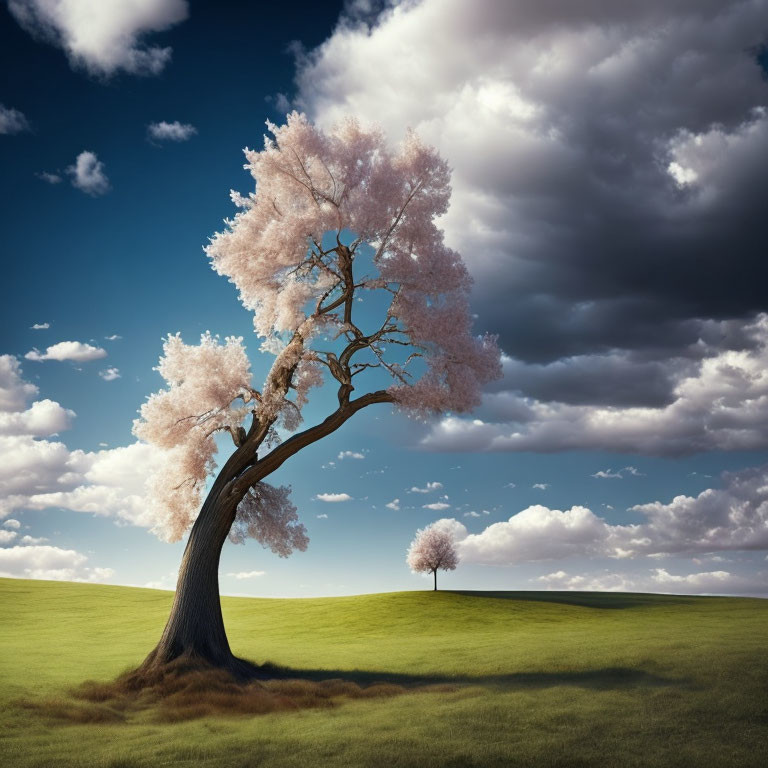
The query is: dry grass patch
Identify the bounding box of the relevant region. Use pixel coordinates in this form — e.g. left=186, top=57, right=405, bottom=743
left=20, top=656, right=449, bottom=723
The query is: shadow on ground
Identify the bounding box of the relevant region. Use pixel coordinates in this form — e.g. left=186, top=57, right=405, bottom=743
left=18, top=660, right=685, bottom=726
left=445, top=590, right=699, bottom=610
left=260, top=663, right=685, bottom=691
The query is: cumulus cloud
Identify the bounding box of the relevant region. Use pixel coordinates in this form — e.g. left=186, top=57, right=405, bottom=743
left=385, top=498, right=400, bottom=510
left=98, top=367, right=121, bottom=381
left=0, top=356, right=38, bottom=411
left=314, top=492, right=352, bottom=502
left=66, top=151, right=109, bottom=196
left=421, top=314, right=768, bottom=455
left=430, top=462, right=768, bottom=566
left=30, top=322, right=50, bottom=329
left=25, top=341, right=107, bottom=362
left=147, top=120, right=197, bottom=142
left=0, top=399, right=75, bottom=437
left=2, top=519, right=21, bottom=529
left=8, top=0, right=189, bottom=77
left=0, top=544, right=113, bottom=582
left=226, top=570, right=265, bottom=580
left=297, top=0, right=768, bottom=434
left=0, top=530, right=17, bottom=544
left=0, top=358, right=167, bottom=529
left=316, top=513, right=328, bottom=519
left=0, top=104, right=29, bottom=134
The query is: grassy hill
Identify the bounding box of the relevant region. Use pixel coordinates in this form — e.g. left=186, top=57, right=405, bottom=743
left=0, top=578, right=766, bottom=767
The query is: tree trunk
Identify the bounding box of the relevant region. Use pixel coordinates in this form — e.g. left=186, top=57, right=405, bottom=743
left=137, top=485, right=258, bottom=681
left=434, top=569, right=437, bottom=591
left=133, top=392, right=394, bottom=685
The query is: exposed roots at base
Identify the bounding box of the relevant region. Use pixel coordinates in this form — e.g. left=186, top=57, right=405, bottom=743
left=19, top=656, right=449, bottom=724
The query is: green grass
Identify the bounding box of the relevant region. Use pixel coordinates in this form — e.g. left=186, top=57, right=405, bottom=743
left=0, top=578, right=766, bottom=768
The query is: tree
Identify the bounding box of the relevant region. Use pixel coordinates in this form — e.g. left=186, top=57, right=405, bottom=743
left=407, top=524, right=459, bottom=590
left=132, top=112, right=501, bottom=681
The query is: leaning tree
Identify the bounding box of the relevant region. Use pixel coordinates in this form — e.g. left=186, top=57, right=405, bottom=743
left=132, top=112, right=500, bottom=680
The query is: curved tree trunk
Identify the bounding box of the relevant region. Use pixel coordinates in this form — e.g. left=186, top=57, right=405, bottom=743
left=134, top=392, right=393, bottom=685
left=137, top=484, right=258, bottom=680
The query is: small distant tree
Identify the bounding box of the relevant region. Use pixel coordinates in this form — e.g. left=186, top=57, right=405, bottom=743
left=131, top=112, right=500, bottom=681
left=407, top=524, right=459, bottom=590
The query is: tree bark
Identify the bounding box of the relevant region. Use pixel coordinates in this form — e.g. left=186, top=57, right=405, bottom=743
left=136, top=390, right=394, bottom=683
left=434, top=569, right=437, bottom=591
left=137, top=483, right=259, bottom=679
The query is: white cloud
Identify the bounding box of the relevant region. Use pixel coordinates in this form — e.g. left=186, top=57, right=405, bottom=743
left=592, top=466, right=643, bottom=479
left=30, top=322, right=50, bottom=329
left=421, top=315, right=768, bottom=455
left=20, top=535, right=49, bottom=545
left=99, top=367, right=121, bottom=381
left=536, top=570, right=634, bottom=593
left=104, top=334, right=121, bottom=341
left=0, top=530, right=18, bottom=544
left=422, top=501, right=450, bottom=511
left=67, top=151, right=109, bottom=196
left=0, top=104, right=29, bottom=134
left=143, top=569, right=178, bottom=590
left=433, top=462, right=768, bottom=566
left=532, top=483, right=549, bottom=490
left=0, top=359, right=173, bottom=530
left=0, top=356, right=39, bottom=411
left=536, top=567, right=767, bottom=596
left=2, top=519, right=21, bottom=529
left=385, top=498, right=400, bottom=510
left=315, top=492, right=352, bottom=502
left=22, top=441, right=165, bottom=529
left=0, top=398, right=75, bottom=437
left=226, top=570, right=265, bottom=580
left=0, top=544, right=113, bottom=582
left=316, top=513, right=328, bottom=519
left=8, top=0, right=189, bottom=76
left=25, top=341, right=107, bottom=362
left=36, top=172, right=61, bottom=184
left=337, top=450, right=365, bottom=460
left=410, top=482, right=443, bottom=493
left=297, top=0, right=768, bottom=444
left=147, top=120, right=197, bottom=142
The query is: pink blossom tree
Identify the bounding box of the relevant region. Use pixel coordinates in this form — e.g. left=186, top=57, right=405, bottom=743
left=407, top=524, right=459, bottom=591
left=133, top=112, right=500, bottom=680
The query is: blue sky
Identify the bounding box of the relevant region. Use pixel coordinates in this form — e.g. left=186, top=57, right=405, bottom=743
left=2, top=0, right=768, bottom=597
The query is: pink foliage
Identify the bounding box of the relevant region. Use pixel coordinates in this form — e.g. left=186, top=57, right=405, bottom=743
left=206, top=112, right=501, bottom=419
left=407, top=524, right=460, bottom=574
left=132, top=332, right=252, bottom=540
left=229, top=482, right=309, bottom=557
left=137, top=113, right=501, bottom=545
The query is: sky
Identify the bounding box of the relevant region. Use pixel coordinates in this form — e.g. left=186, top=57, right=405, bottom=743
left=1, top=0, right=768, bottom=598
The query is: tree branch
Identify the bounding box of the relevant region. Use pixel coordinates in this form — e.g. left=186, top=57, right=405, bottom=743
left=228, top=390, right=394, bottom=502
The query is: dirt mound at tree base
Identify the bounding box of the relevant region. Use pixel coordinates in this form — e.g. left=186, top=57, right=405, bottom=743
left=19, top=656, right=453, bottom=723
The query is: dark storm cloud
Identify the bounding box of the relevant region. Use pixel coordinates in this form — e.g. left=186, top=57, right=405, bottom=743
left=297, top=0, right=768, bottom=361
left=296, top=0, right=768, bottom=453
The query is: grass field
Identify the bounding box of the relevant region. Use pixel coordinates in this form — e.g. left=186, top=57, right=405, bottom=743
left=0, top=578, right=766, bottom=768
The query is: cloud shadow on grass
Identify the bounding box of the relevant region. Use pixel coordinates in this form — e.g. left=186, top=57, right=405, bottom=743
left=445, top=591, right=699, bottom=610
